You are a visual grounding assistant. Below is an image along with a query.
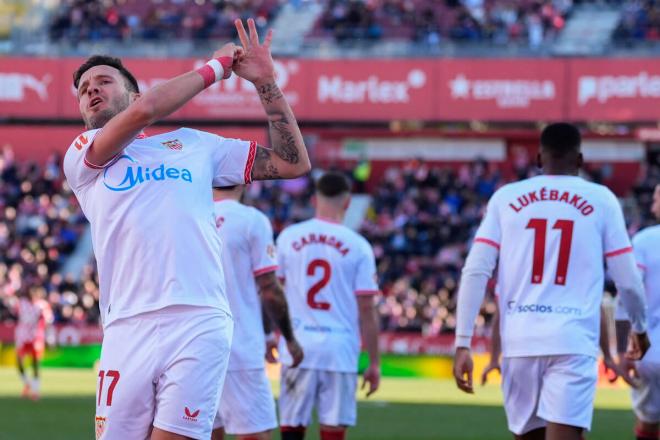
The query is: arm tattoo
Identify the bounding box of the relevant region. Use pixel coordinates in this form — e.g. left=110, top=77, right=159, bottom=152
left=257, top=82, right=284, bottom=105
left=252, top=146, right=281, bottom=180
left=253, top=81, right=305, bottom=180
left=269, top=112, right=299, bottom=164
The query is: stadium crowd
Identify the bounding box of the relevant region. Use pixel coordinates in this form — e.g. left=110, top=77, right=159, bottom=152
left=0, top=145, right=100, bottom=326
left=49, top=0, right=278, bottom=42
left=0, top=147, right=658, bottom=337
left=315, top=0, right=571, bottom=48
left=46, top=0, right=660, bottom=48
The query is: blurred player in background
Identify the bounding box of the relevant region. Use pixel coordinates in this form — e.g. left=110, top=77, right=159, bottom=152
left=454, top=123, right=649, bottom=440
left=275, top=172, right=381, bottom=440
left=211, top=185, right=303, bottom=440
left=616, top=184, right=660, bottom=440
left=63, top=18, right=310, bottom=440
left=14, top=286, right=53, bottom=400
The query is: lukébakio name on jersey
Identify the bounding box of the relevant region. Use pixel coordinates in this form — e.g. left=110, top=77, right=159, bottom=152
left=509, top=187, right=594, bottom=216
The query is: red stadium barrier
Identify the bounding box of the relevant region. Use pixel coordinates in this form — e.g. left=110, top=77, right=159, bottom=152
left=1, top=58, right=659, bottom=122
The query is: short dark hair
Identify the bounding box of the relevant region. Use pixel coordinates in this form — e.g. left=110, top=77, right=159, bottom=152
left=540, top=123, right=581, bottom=157
left=73, top=55, right=140, bottom=94
left=316, top=172, right=351, bottom=197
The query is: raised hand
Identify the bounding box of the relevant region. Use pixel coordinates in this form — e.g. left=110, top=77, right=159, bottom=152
left=233, top=18, right=275, bottom=85
left=211, top=42, right=244, bottom=78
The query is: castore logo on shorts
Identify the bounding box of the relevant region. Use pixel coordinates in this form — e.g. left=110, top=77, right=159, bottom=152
left=103, top=154, right=192, bottom=192
left=183, top=407, right=200, bottom=422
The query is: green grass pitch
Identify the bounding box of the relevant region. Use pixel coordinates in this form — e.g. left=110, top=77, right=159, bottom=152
left=0, top=367, right=635, bottom=439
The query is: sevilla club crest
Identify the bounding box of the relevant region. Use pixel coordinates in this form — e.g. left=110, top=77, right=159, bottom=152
left=162, top=139, right=183, bottom=151
left=95, top=416, right=106, bottom=439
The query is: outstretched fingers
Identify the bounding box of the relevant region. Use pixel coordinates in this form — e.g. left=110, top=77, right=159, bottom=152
left=234, top=19, right=249, bottom=49
left=247, top=18, right=260, bottom=45
left=263, top=28, right=274, bottom=49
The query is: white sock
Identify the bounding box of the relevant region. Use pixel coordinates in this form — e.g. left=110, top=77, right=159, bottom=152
left=19, top=373, right=28, bottom=387
left=31, top=378, right=40, bottom=394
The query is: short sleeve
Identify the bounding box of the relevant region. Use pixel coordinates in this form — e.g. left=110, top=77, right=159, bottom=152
left=198, top=131, right=257, bottom=187
left=250, top=212, right=278, bottom=277
left=473, top=193, right=502, bottom=250
left=603, top=191, right=633, bottom=258
left=354, top=240, right=380, bottom=295
left=62, top=129, right=105, bottom=192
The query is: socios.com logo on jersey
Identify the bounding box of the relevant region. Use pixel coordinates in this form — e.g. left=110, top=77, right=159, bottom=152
left=103, top=155, right=192, bottom=192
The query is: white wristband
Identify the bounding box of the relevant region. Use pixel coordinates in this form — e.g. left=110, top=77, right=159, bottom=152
left=206, top=58, right=225, bottom=83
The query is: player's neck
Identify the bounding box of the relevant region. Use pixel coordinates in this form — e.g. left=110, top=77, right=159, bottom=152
left=543, top=168, right=579, bottom=177
left=315, top=209, right=344, bottom=224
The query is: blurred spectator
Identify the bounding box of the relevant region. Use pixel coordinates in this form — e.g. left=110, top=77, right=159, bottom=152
left=0, top=145, right=99, bottom=325
left=49, top=0, right=279, bottom=43
left=614, top=0, right=660, bottom=44
left=313, top=0, right=571, bottom=48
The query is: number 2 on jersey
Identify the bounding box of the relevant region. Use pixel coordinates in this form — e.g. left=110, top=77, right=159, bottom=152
left=97, top=370, right=120, bottom=406
left=307, top=259, right=332, bottom=311
left=526, top=218, right=574, bottom=285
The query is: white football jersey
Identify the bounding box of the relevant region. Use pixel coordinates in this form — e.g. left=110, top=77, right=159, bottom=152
left=64, top=128, right=257, bottom=328
left=276, top=218, right=379, bottom=372
left=622, top=225, right=660, bottom=363
left=214, top=199, right=278, bottom=371
left=475, top=175, right=632, bottom=358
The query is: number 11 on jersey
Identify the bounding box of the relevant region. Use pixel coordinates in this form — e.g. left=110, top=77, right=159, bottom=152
left=526, top=218, right=574, bottom=286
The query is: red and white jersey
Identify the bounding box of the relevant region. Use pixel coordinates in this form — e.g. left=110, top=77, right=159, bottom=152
left=624, top=225, right=660, bottom=363
left=475, top=175, right=632, bottom=358
left=276, top=218, right=379, bottom=372
left=15, top=298, right=52, bottom=346
left=64, top=128, right=257, bottom=328
left=214, top=199, right=278, bottom=371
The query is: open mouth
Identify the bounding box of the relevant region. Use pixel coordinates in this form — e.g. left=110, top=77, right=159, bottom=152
left=89, top=97, right=103, bottom=109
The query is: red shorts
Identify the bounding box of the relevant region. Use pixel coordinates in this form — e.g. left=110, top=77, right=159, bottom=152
left=17, top=340, right=45, bottom=359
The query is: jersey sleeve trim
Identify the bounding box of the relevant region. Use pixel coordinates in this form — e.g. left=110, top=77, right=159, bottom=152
left=355, top=289, right=381, bottom=296
left=244, top=141, right=257, bottom=184
left=605, top=246, right=633, bottom=258
left=474, top=237, right=500, bottom=250
left=84, top=152, right=120, bottom=170
left=253, top=265, right=278, bottom=276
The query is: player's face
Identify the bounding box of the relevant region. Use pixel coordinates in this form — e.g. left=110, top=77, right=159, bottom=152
left=652, top=185, right=660, bottom=220
left=77, top=65, right=133, bottom=130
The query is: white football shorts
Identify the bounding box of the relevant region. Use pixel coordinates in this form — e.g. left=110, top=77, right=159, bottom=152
left=95, top=305, right=233, bottom=440
left=213, top=368, right=277, bottom=434
left=501, top=354, right=597, bottom=435
left=279, top=366, right=357, bottom=427
left=631, top=360, right=660, bottom=424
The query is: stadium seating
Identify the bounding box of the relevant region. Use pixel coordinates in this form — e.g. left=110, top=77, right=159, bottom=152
left=44, top=0, right=660, bottom=47
left=0, top=146, right=99, bottom=325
